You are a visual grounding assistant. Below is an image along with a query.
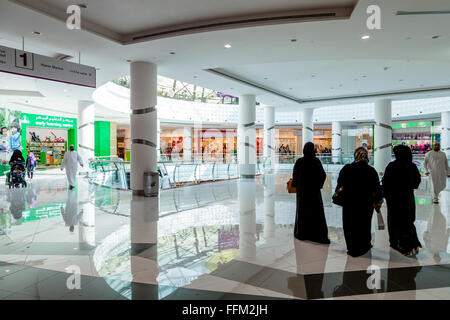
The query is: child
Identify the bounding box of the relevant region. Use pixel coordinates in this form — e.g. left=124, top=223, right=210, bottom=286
left=26, top=149, right=36, bottom=180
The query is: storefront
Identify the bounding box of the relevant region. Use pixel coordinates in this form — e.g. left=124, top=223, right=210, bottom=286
left=195, top=129, right=237, bottom=160
left=20, top=113, right=77, bottom=166
left=392, top=120, right=436, bottom=154
left=342, top=126, right=373, bottom=155
left=275, top=127, right=332, bottom=154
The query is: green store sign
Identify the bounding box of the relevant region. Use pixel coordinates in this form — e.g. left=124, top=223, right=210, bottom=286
left=393, top=121, right=431, bottom=129
left=20, top=113, right=76, bottom=129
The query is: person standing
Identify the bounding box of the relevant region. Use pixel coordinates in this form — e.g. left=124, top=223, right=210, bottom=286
left=291, top=142, right=330, bottom=244
left=424, top=141, right=450, bottom=204
left=60, top=145, right=84, bottom=190
left=335, top=147, right=383, bottom=257
left=382, top=145, right=422, bottom=257
left=26, top=149, right=36, bottom=181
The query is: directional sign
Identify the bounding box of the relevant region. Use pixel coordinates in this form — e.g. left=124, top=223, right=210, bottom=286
left=0, top=45, right=96, bottom=88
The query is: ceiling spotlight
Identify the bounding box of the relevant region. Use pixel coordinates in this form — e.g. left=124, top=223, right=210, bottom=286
left=290, top=39, right=297, bottom=42
left=169, top=52, right=175, bottom=55
left=224, top=44, right=232, bottom=49
left=193, top=76, right=197, bottom=78
left=126, top=59, right=132, bottom=62
left=32, top=31, right=41, bottom=35
left=78, top=3, right=87, bottom=9
left=361, top=35, right=370, bottom=40
left=432, top=35, right=440, bottom=39
left=384, top=66, right=389, bottom=71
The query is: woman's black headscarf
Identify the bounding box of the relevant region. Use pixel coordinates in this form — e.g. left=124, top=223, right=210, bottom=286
left=303, top=142, right=315, bottom=158
left=393, top=145, right=412, bottom=163
left=9, top=149, right=25, bottom=164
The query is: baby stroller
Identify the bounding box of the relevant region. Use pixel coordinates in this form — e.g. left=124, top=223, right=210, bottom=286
left=9, top=161, right=27, bottom=189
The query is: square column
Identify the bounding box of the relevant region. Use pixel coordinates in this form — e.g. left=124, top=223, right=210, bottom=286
left=374, top=99, right=392, bottom=175
left=238, top=95, right=256, bottom=178
left=130, top=61, right=158, bottom=195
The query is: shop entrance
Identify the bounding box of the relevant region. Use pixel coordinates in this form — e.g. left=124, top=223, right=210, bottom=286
left=20, top=113, right=77, bottom=167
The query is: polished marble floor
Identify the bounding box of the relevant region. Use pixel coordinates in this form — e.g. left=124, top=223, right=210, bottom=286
left=0, top=169, right=449, bottom=300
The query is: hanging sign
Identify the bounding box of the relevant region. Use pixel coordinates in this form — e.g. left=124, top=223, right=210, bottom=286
left=0, top=45, right=96, bottom=88
left=21, top=113, right=76, bottom=129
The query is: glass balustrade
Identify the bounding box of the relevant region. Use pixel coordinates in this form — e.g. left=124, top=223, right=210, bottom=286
left=87, top=153, right=436, bottom=190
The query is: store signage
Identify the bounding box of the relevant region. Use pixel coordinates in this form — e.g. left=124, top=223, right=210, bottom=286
left=393, top=122, right=431, bottom=129
left=21, top=114, right=76, bottom=129
left=0, top=45, right=96, bottom=88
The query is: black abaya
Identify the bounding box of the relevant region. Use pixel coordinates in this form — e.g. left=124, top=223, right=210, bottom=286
left=291, top=156, right=330, bottom=244
left=382, top=158, right=422, bottom=254
left=336, top=162, right=383, bottom=257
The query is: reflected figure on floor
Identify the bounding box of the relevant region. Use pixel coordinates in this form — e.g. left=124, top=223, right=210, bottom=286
left=60, top=189, right=79, bottom=233
left=423, top=205, right=450, bottom=263
left=424, top=141, right=450, bottom=204
left=291, top=142, right=330, bottom=244
left=382, top=145, right=422, bottom=257
left=335, top=147, right=383, bottom=257
left=7, top=188, right=26, bottom=224
left=26, top=183, right=37, bottom=209
left=288, top=239, right=330, bottom=299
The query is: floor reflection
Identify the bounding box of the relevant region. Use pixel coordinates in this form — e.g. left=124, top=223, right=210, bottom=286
left=0, top=170, right=449, bottom=300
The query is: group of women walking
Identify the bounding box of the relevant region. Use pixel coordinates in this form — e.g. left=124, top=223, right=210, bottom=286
left=291, top=142, right=422, bottom=258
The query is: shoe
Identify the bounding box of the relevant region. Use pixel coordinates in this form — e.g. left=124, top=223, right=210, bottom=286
left=69, top=185, right=75, bottom=190
left=433, top=199, right=439, bottom=204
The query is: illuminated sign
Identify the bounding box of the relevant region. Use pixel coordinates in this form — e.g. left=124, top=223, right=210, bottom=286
left=393, top=122, right=431, bottom=129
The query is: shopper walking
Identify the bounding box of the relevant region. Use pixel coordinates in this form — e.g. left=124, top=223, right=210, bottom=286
left=335, top=147, right=383, bottom=257
left=382, top=145, right=422, bottom=257
left=26, top=149, right=36, bottom=180
left=424, top=141, right=450, bottom=203
left=61, top=145, right=84, bottom=190
left=291, top=142, right=330, bottom=244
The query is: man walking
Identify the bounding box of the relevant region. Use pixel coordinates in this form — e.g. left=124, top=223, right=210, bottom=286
left=61, top=145, right=84, bottom=189
left=424, top=141, right=450, bottom=203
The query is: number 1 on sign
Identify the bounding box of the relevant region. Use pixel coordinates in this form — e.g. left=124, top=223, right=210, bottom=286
left=15, top=50, right=34, bottom=70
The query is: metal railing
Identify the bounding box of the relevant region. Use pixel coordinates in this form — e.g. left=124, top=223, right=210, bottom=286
left=87, top=153, right=435, bottom=190
left=88, top=155, right=269, bottom=190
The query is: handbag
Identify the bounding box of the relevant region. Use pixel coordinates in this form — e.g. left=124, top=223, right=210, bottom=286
left=332, top=186, right=344, bottom=206
left=287, top=179, right=296, bottom=194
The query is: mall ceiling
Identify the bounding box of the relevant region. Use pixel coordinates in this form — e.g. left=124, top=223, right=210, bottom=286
left=0, top=0, right=450, bottom=113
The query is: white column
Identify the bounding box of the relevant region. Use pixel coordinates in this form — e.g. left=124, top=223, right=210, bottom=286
left=264, top=106, right=275, bottom=172
left=302, top=108, right=314, bottom=147
left=183, top=126, right=193, bottom=162
left=332, top=121, right=342, bottom=163
left=130, top=61, right=158, bottom=195
left=157, top=118, right=161, bottom=161
left=441, top=112, right=450, bottom=158
left=239, top=179, right=256, bottom=260
left=238, top=95, right=256, bottom=178
left=263, top=174, right=275, bottom=240
left=77, top=101, right=95, bottom=172
left=374, top=99, right=392, bottom=175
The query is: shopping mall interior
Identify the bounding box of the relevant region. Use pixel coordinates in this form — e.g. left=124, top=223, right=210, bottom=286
left=0, top=0, right=450, bottom=303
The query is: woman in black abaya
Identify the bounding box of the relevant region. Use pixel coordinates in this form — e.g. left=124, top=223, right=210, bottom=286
left=291, top=142, right=330, bottom=244
left=382, top=144, right=422, bottom=257
left=335, top=147, right=383, bottom=257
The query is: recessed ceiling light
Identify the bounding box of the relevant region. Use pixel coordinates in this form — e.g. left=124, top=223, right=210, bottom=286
left=96, top=68, right=100, bottom=71
left=78, top=3, right=87, bottom=9
left=126, top=59, right=131, bottom=62
left=384, top=66, right=389, bottom=71
left=290, top=39, right=297, bottom=42
left=170, top=52, right=175, bottom=55
left=405, top=37, right=412, bottom=40
left=193, top=76, right=197, bottom=78
left=399, top=79, right=404, bottom=82
left=432, top=35, right=440, bottom=39
left=230, top=88, right=234, bottom=90
left=32, top=31, right=41, bottom=36
left=289, top=88, right=293, bottom=90
left=361, top=35, right=370, bottom=40
left=311, top=75, right=315, bottom=78
left=224, top=44, right=232, bottom=49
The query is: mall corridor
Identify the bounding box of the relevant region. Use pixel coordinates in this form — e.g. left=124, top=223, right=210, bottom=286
left=0, top=170, right=448, bottom=300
